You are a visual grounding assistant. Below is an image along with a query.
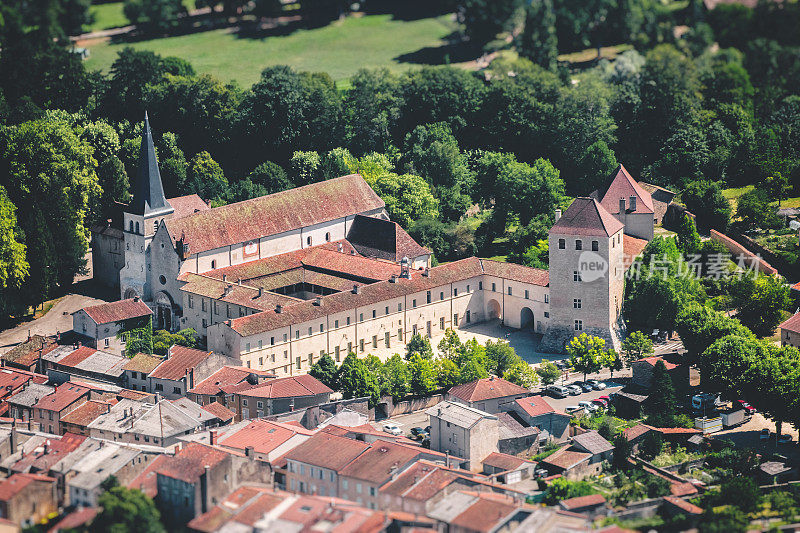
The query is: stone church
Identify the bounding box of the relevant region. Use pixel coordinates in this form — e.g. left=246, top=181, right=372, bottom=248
left=93, top=116, right=656, bottom=364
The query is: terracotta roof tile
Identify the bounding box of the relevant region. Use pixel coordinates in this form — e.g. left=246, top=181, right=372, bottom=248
left=48, top=506, right=99, bottom=532
left=780, top=312, right=800, bottom=335
left=33, top=384, right=89, bottom=412
left=481, top=259, right=549, bottom=287
left=663, top=496, right=703, bottom=514
left=60, top=400, right=111, bottom=427
left=155, top=442, right=229, bottom=483
left=541, top=449, right=591, bottom=471
left=623, top=234, right=649, bottom=266
left=79, top=299, right=152, bottom=324
left=449, top=494, right=520, bottom=533
left=200, top=401, right=236, bottom=422
left=514, top=395, right=565, bottom=417
left=188, top=366, right=272, bottom=396
left=339, top=441, right=421, bottom=483
left=600, top=165, right=654, bottom=215
left=482, top=452, right=533, bottom=472
left=669, top=482, right=699, bottom=497
left=622, top=423, right=653, bottom=441
left=218, top=419, right=308, bottom=455
left=237, top=374, right=332, bottom=399
left=167, top=194, right=209, bottom=217
left=165, top=175, right=384, bottom=255
left=284, top=432, right=370, bottom=470
left=2, top=335, right=56, bottom=367
left=148, top=346, right=211, bottom=380
left=637, top=356, right=680, bottom=370
left=0, top=473, right=54, bottom=501
left=560, top=493, right=606, bottom=510
left=449, top=377, right=530, bottom=403
left=552, top=197, right=624, bottom=237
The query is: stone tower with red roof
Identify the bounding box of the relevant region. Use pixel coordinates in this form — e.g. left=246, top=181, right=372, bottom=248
left=541, top=197, right=626, bottom=352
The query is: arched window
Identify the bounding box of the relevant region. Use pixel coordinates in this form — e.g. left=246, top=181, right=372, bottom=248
left=325, top=232, right=331, bottom=242
left=153, top=220, right=159, bottom=232
left=307, top=236, right=312, bottom=246
left=211, top=260, right=217, bottom=269
left=129, top=221, right=134, bottom=232
left=135, top=222, right=140, bottom=234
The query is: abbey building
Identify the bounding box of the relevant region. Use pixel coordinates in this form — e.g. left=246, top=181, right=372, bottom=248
left=92, top=116, right=656, bottom=376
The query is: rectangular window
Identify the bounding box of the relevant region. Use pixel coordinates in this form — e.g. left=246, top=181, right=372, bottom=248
left=440, top=317, right=445, bottom=330
left=335, top=320, right=339, bottom=328
left=202, top=318, right=207, bottom=328
left=335, top=346, right=341, bottom=361
left=525, top=289, right=529, bottom=299
left=544, top=311, right=549, bottom=318
left=545, top=294, right=549, bottom=304
left=558, top=238, right=565, bottom=249
left=359, top=313, right=364, bottom=322
left=466, top=310, right=471, bottom=323
left=202, top=299, right=207, bottom=312
left=575, top=320, right=583, bottom=331
left=284, top=333, right=288, bottom=342
left=372, top=335, right=378, bottom=349
left=258, top=340, right=263, bottom=350
left=246, top=342, right=251, bottom=352
left=308, top=354, right=313, bottom=365
left=320, top=323, right=324, bottom=333
left=592, top=240, right=599, bottom=251
left=271, top=336, right=275, bottom=346
left=573, top=271, right=581, bottom=282
left=385, top=332, right=390, bottom=348
left=372, top=310, right=376, bottom=319
left=347, top=317, right=351, bottom=325
left=347, top=342, right=352, bottom=354
left=385, top=306, right=389, bottom=315
left=412, top=325, right=417, bottom=335
left=259, top=356, right=263, bottom=366
left=398, top=303, right=402, bottom=312
left=295, top=330, right=300, bottom=339
left=359, top=339, right=365, bottom=353
left=466, top=285, right=470, bottom=292
left=413, top=299, right=417, bottom=308
left=479, top=281, right=483, bottom=290
left=454, top=313, right=459, bottom=325
left=426, top=291, right=431, bottom=304
left=188, top=295, right=194, bottom=309
left=576, top=240, right=582, bottom=250
left=296, top=357, right=302, bottom=369
left=440, top=291, right=444, bottom=301
left=226, top=305, right=231, bottom=318
left=398, top=328, right=403, bottom=342
left=508, top=287, right=512, bottom=296
left=492, top=283, right=496, bottom=292
left=574, top=299, right=582, bottom=309
left=454, top=288, right=458, bottom=296
left=308, top=327, right=312, bottom=336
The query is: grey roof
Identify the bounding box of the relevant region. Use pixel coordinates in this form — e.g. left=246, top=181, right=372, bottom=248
left=68, top=443, right=141, bottom=490
left=42, top=345, right=127, bottom=378
left=7, top=383, right=55, bottom=408
left=426, top=401, right=497, bottom=429
left=497, top=412, right=540, bottom=440
left=426, top=491, right=479, bottom=524
left=571, top=430, right=614, bottom=455
left=129, top=113, right=173, bottom=218
left=88, top=398, right=214, bottom=440
left=760, top=461, right=793, bottom=476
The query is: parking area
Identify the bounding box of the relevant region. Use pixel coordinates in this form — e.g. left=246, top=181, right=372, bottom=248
left=371, top=410, right=430, bottom=438
left=544, top=382, right=625, bottom=413
left=710, top=413, right=800, bottom=459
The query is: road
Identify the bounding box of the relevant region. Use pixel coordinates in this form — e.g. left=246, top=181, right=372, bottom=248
left=712, top=412, right=800, bottom=460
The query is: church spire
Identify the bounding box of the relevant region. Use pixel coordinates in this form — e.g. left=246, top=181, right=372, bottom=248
left=129, top=112, right=173, bottom=217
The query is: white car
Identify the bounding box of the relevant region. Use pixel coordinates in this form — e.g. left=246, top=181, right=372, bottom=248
left=586, top=380, right=606, bottom=390
left=382, top=422, right=402, bottom=436
left=578, top=400, right=599, bottom=412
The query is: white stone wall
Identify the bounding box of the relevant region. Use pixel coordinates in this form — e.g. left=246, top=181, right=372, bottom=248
left=616, top=212, right=654, bottom=241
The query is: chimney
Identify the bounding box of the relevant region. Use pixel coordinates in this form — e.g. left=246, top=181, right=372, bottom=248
left=352, top=285, right=360, bottom=295
left=389, top=275, right=398, bottom=284
left=201, top=465, right=211, bottom=513
left=554, top=208, right=562, bottom=222
left=313, top=297, right=322, bottom=306
left=275, top=304, right=283, bottom=313
left=422, top=268, right=429, bottom=278
left=245, top=445, right=254, bottom=457
left=337, top=243, right=343, bottom=253
left=222, top=274, right=227, bottom=283
left=629, top=196, right=636, bottom=212
left=133, top=296, right=139, bottom=303
left=209, top=430, right=217, bottom=445
left=9, top=427, right=17, bottom=455
left=619, top=198, right=626, bottom=213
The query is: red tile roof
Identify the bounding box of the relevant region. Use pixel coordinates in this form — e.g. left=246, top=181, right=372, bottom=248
left=164, top=174, right=384, bottom=255
left=663, top=496, right=703, bottom=514
left=48, top=506, right=99, bottom=532
left=670, top=482, right=699, bottom=497
left=149, top=345, right=211, bottom=380
left=34, top=384, right=89, bottom=412
left=637, top=356, right=679, bottom=371
left=481, top=259, right=549, bottom=287
left=200, top=401, right=236, bottom=422
left=156, top=443, right=229, bottom=484
left=55, top=346, right=97, bottom=368
left=11, top=433, right=86, bottom=473
left=167, top=194, right=209, bottom=217
left=622, top=423, right=653, bottom=441
left=600, top=165, right=654, bottom=215
left=218, top=419, right=309, bottom=455
left=560, top=493, right=606, bottom=510
left=60, top=400, right=110, bottom=427
left=189, top=366, right=273, bottom=396
left=541, top=449, right=591, bottom=471
left=514, top=395, right=565, bottom=418
left=339, top=441, right=422, bottom=483
left=780, top=312, right=800, bottom=334
left=283, top=432, right=370, bottom=470
left=552, top=197, right=624, bottom=237
left=623, top=234, right=649, bottom=266
left=482, top=452, right=533, bottom=472
left=0, top=473, right=54, bottom=501
left=449, top=377, right=530, bottom=403
left=653, top=427, right=702, bottom=435
left=79, top=298, right=152, bottom=324
left=449, top=493, right=520, bottom=533
left=237, top=374, right=332, bottom=399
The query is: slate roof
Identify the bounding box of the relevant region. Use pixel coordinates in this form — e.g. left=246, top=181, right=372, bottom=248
left=7, top=383, right=55, bottom=409
left=780, top=312, right=800, bottom=334
left=129, top=113, right=173, bottom=217
left=346, top=214, right=430, bottom=261
left=426, top=401, right=497, bottom=429
left=551, top=197, right=624, bottom=237
left=87, top=398, right=214, bottom=439
left=600, top=165, right=654, bottom=215
left=496, top=412, right=540, bottom=440
left=148, top=345, right=211, bottom=381
left=78, top=298, right=153, bottom=325
left=572, top=430, right=614, bottom=455
left=164, top=174, right=384, bottom=256
left=448, top=376, right=529, bottom=403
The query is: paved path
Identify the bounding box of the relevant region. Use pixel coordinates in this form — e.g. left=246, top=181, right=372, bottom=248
left=0, top=294, right=108, bottom=354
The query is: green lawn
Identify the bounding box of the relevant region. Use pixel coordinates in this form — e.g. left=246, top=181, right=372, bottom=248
left=82, top=12, right=462, bottom=86
left=86, top=0, right=197, bottom=33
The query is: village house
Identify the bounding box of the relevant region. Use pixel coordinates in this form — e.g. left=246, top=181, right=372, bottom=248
left=210, top=419, right=313, bottom=462
left=426, top=401, right=499, bottom=471
left=0, top=335, right=56, bottom=373
left=6, top=382, right=53, bottom=423
left=146, top=346, right=225, bottom=400
left=779, top=312, right=800, bottom=348
left=231, top=374, right=332, bottom=420
left=186, top=366, right=274, bottom=414
left=39, top=344, right=128, bottom=386
left=72, top=298, right=153, bottom=356
left=121, top=351, right=163, bottom=392
left=510, top=395, right=571, bottom=443
left=481, top=452, right=538, bottom=485
left=631, top=355, right=694, bottom=394
left=59, top=400, right=115, bottom=436
left=447, top=376, right=531, bottom=414
left=33, top=384, right=90, bottom=435
left=283, top=432, right=370, bottom=498
left=0, top=473, right=57, bottom=527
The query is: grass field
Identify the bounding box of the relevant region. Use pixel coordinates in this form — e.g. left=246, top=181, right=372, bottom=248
left=86, top=0, right=197, bottom=33
left=82, top=12, right=463, bottom=86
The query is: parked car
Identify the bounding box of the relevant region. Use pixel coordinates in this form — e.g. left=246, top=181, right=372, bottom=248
left=592, top=398, right=608, bottom=408
left=534, top=468, right=549, bottom=479
left=578, top=382, right=594, bottom=392
left=586, top=379, right=606, bottom=390
left=425, top=426, right=431, bottom=434
left=565, top=405, right=584, bottom=414
left=410, top=427, right=425, bottom=439
left=598, top=395, right=611, bottom=404
left=566, top=384, right=583, bottom=395
left=779, top=434, right=793, bottom=444
left=553, top=360, right=566, bottom=370
left=578, top=400, right=599, bottom=412
left=760, top=428, right=771, bottom=440
left=383, top=422, right=402, bottom=436
left=546, top=385, right=569, bottom=398
left=735, top=400, right=756, bottom=415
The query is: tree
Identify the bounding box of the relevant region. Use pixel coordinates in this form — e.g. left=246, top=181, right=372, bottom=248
left=536, top=360, right=561, bottom=386
left=503, top=360, right=538, bottom=388
left=408, top=353, right=437, bottom=396
left=698, top=506, right=749, bottom=533
left=119, top=316, right=153, bottom=357
left=435, top=358, right=461, bottom=390
left=290, top=150, right=321, bottom=185
left=643, top=360, right=679, bottom=427
left=247, top=161, right=292, bottom=195
left=716, top=476, right=762, bottom=513
left=437, top=329, right=463, bottom=360
left=517, top=0, right=558, bottom=70
left=681, top=180, right=731, bottom=231
left=613, top=433, right=633, bottom=469
left=566, top=334, right=609, bottom=381
left=457, top=0, right=525, bottom=44
left=675, top=213, right=701, bottom=255
left=542, top=477, right=597, bottom=506
left=309, top=353, right=338, bottom=390
left=321, top=147, right=355, bottom=180
left=460, top=356, right=489, bottom=383
left=151, top=328, right=197, bottom=355
left=369, top=172, right=439, bottom=228
left=749, top=346, right=800, bottom=441
left=186, top=151, right=229, bottom=201
left=404, top=122, right=473, bottom=191
left=343, top=68, right=403, bottom=155
left=123, top=0, right=186, bottom=32
left=382, top=354, right=411, bottom=400
left=604, top=350, right=623, bottom=378
left=485, top=340, right=519, bottom=377
left=736, top=187, right=772, bottom=230
left=675, top=303, right=754, bottom=359
left=700, top=335, right=763, bottom=397
left=621, top=331, right=653, bottom=366
left=336, top=353, right=380, bottom=406
left=729, top=273, right=790, bottom=337
left=639, top=431, right=663, bottom=460
left=92, top=481, right=165, bottom=533
left=406, top=333, right=434, bottom=360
